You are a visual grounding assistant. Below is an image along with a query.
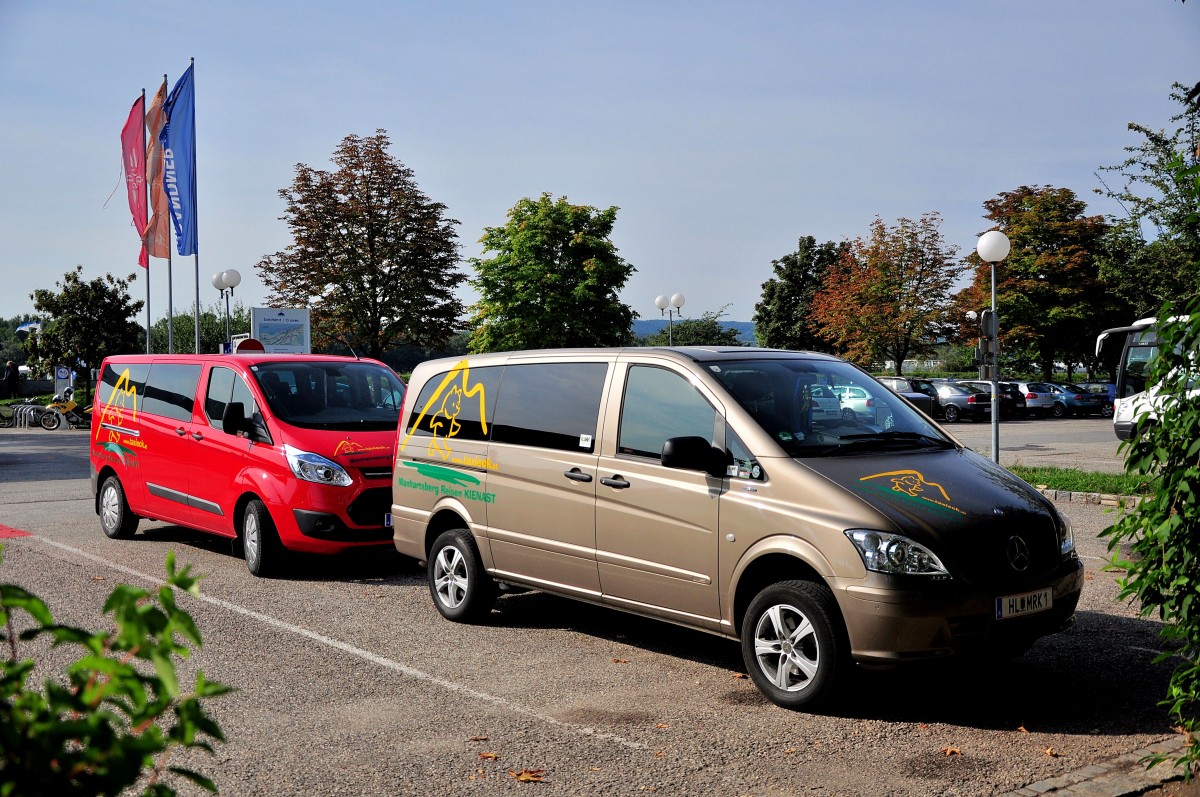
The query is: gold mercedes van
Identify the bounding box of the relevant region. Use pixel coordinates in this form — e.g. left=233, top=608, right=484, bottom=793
left=390, top=347, right=1082, bottom=709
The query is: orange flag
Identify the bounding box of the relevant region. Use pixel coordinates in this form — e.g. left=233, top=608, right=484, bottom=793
left=143, top=79, right=170, bottom=259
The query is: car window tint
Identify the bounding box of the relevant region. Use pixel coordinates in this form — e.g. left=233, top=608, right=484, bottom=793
left=618, top=366, right=716, bottom=459
left=142, top=363, right=201, bottom=422
left=491, top=362, right=608, bottom=453
left=96, top=362, right=149, bottom=414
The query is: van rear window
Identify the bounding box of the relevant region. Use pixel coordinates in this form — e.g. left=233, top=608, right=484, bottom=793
left=491, top=363, right=608, bottom=453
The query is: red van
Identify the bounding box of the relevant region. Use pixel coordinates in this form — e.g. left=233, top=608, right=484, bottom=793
left=89, top=353, right=405, bottom=576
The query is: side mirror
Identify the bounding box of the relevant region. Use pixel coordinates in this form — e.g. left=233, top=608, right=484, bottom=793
left=661, top=436, right=726, bottom=478
left=221, top=402, right=252, bottom=437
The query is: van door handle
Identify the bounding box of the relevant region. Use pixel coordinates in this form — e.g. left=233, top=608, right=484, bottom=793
left=191, top=431, right=204, bottom=441
left=564, top=469, right=592, bottom=483
left=175, top=427, right=186, bottom=436
left=600, top=476, right=630, bottom=489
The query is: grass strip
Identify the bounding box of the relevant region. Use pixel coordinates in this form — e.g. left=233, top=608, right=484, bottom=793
left=1008, top=465, right=1157, bottom=496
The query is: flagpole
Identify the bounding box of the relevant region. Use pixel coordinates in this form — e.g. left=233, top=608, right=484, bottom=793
left=140, top=88, right=151, bottom=354
left=189, top=58, right=200, bottom=354
left=163, top=73, right=174, bottom=355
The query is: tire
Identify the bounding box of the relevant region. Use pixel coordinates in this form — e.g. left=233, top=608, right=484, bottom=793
left=942, top=404, right=960, bottom=423
left=840, top=408, right=856, bottom=422
left=1101, top=404, right=1113, bottom=418
left=0, top=409, right=13, bottom=428
left=40, top=411, right=61, bottom=431
left=242, top=499, right=284, bottom=577
left=1051, top=402, right=1066, bottom=419
left=741, top=580, right=846, bottom=710
left=428, top=528, right=496, bottom=623
left=98, top=475, right=139, bottom=539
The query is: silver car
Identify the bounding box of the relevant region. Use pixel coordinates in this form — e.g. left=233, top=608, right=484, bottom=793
left=1013, top=382, right=1055, bottom=418
left=830, top=383, right=877, bottom=422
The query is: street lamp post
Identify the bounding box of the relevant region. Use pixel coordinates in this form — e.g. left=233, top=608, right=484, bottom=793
left=210, top=269, right=242, bottom=353
left=654, top=293, right=686, bottom=346
left=976, top=230, right=1010, bottom=465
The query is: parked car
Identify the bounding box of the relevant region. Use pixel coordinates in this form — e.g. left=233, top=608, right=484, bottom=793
left=1076, top=381, right=1116, bottom=418
left=956, top=380, right=1028, bottom=419
left=1046, top=383, right=1108, bottom=418
left=934, top=382, right=990, bottom=422
left=1012, top=382, right=1056, bottom=418
left=876, top=376, right=943, bottom=418
left=830, top=383, right=877, bottom=422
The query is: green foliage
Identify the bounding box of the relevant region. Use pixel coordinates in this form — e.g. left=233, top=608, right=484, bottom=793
left=24, top=267, right=144, bottom=397
left=257, top=130, right=464, bottom=359
left=1095, top=82, right=1200, bottom=315
left=148, top=301, right=250, bottom=355
left=467, top=193, right=636, bottom=352
left=1102, top=159, right=1200, bottom=777
left=0, top=549, right=229, bottom=795
left=753, top=237, right=848, bottom=350
left=957, top=186, right=1128, bottom=381
left=641, top=306, right=743, bottom=347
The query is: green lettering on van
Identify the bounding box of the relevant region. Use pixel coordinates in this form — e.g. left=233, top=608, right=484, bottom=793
left=400, top=461, right=481, bottom=487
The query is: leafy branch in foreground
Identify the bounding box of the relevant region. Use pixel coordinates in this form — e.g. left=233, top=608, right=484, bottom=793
left=0, top=549, right=230, bottom=796
left=1102, top=157, right=1200, bottom=780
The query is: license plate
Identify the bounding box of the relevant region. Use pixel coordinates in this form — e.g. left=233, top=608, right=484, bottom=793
left=995, top=588, right=1052, bottom=620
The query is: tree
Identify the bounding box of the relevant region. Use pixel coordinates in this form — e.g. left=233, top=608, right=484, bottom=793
left=1095, top=82, right=1200, bottom=314
left=957, top=186, right=1123, bottom=380
left=641, top=306, right=743, bottom=346
left=753, top=237, right=848, bottom=350
left=809, top=214, right=962, bottom=373
left=467, top=193, right=636, bottom=352
left=25, top=267, right=143, bottom=400
left=148, top=302, right=251, bottom=355
left=257, top=130, right=463, bottom=360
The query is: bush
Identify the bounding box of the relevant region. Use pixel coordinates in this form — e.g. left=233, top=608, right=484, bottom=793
left=1102, top=287, right=1200, bottom=778
left=0, top=549, right=229, bottom=796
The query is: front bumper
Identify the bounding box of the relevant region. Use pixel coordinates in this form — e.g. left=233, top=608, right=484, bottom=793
left=836, top=557, right=1084, bottom=664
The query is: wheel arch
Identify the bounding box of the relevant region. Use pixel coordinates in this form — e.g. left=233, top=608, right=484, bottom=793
left=424, top=507, right=475, bottom=562
left=730, top=540, right=835, bottom=638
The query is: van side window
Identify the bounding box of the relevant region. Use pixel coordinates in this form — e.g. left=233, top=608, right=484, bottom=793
left=97, top=362, right=150, bottom=412
left=404, top=364, right=502, bottom=446
left=618, top=366, right=716, bottom=459
left=141, top=364, right=202, bottom=423
left=204, top=367, right=258, bottom=432
left=492, top=363, right=607, bottom=453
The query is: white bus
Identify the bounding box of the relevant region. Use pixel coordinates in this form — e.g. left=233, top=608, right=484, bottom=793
left=1095, top=315, right=1193, bottom=440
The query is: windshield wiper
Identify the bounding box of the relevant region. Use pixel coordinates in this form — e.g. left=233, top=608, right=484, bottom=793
left=826, top=431, right=958, bottom=454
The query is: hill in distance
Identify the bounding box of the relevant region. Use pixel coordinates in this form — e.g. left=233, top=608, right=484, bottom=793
left=632, top=319, right=756, bottom=343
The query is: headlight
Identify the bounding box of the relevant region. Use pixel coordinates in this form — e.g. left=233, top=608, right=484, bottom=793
left=284, top=445, right=353, bottom=487
left=1056, top=508, right=1076, bottom=558
left=845, top=529, right=950, bottom=577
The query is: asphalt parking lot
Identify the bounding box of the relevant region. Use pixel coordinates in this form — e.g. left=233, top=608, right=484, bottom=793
left=0, top=422, right=1185, bottom=796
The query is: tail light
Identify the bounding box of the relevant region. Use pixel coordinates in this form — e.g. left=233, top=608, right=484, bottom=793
left=1073, top=394, right=1085, bottom=401
left=1026, top=392, right=1037, bottom=400
left=967, top=395, right=978, bottom=404
left=865, top=398, right=874, bottom=407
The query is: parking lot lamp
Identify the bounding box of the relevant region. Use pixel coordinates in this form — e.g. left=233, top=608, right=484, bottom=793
left=976, top=230, right=1010, bottom=464
left=654, top=293, right=686, bottom=346
left=211, top=269, right=241, bottom=353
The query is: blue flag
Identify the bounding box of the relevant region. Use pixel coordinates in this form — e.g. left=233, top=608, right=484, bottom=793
left=160, top=63, right=197, bottom=256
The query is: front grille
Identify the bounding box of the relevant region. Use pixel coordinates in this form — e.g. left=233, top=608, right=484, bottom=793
left=943, top=513, right=1062, bottom=590
left=358, top=467, right=393, bottom=480
left=346, top=486, right=392, bottom=527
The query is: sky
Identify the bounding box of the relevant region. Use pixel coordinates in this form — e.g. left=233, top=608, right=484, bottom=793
left=1, top=1, right=1197, bottom=333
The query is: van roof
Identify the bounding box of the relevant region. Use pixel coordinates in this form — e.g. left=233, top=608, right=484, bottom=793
left=102, top=353, right=377, bottom=365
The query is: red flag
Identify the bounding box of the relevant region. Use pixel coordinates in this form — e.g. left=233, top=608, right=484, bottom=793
left=143, top=79, right=170, bottom=260
left=120, top=94, right=148, bottom=267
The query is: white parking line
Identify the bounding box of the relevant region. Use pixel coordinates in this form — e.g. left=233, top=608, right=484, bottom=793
left=34, top=536, right=647, bottom=751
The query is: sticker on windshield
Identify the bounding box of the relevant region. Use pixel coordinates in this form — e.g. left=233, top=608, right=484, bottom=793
left=857, top=469, right=966, bottom=517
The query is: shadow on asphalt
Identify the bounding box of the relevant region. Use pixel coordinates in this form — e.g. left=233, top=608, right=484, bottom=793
left=486, top=589, right=1173, bottom=735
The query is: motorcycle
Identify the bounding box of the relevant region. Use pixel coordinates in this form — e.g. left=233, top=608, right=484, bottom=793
left=40, top=387, right=90, bottom=430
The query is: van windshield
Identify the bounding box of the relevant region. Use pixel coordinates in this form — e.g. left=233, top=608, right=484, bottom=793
left=708, top=358, right=954, bottom=457
left=251, top=361, right=405, bottom=431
